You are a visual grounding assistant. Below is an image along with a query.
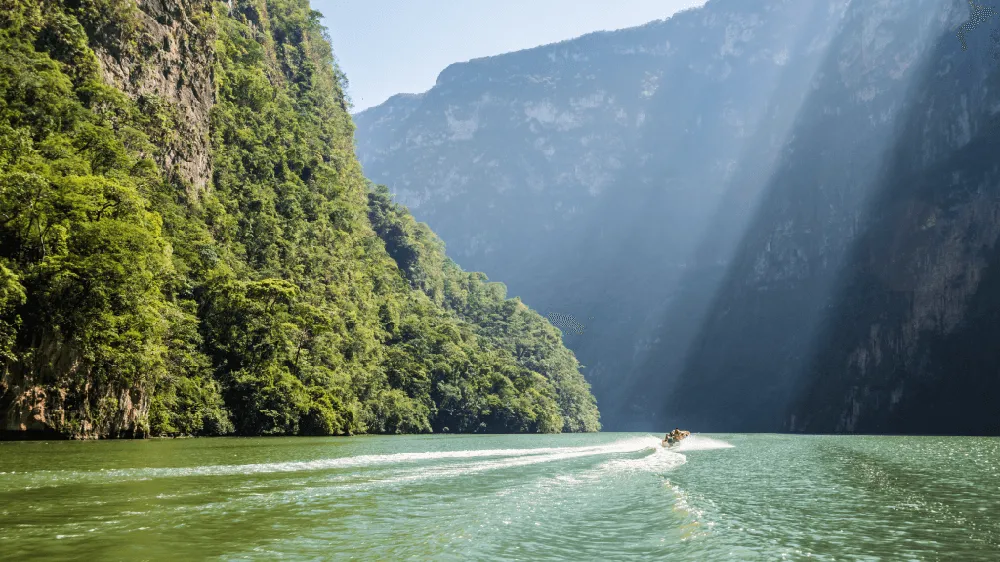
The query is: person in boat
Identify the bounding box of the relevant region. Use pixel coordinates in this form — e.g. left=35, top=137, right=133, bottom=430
left=663, top=430, right=676, bottom=446
left=663, top=428, right=690, bottom=446
left=664, top=428, right=679, bottom=446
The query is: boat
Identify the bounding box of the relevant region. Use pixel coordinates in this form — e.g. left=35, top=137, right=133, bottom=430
left=662, top=429, right=691, bottom=447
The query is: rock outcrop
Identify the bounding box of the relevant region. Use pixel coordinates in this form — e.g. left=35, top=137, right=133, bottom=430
left=1, top=337, right=148, bottom=439
left=91, top=0, right=216, bottom=196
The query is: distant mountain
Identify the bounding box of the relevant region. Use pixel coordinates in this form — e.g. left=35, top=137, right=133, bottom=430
left=354, top=0, right=1000, bottom=433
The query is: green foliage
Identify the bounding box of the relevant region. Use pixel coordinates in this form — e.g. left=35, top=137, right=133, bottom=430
left=0, top=263, right=26, bottom=361
left=0, top=4, right=175, bottom=435
left=148, top=302, right=233, bottom=436
left=367, top=184, right=601, bottom=432
left=0, top=0, right=599, bottom=438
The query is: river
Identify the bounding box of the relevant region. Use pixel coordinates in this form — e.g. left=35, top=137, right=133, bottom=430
left=1, top=433, right=998, bottom=560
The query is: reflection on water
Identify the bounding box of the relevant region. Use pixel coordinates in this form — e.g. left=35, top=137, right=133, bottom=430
left=1, top=433, right=998, bottom=560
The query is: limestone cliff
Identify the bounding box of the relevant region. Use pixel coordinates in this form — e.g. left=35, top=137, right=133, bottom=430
left=92, top=0, right=215, bottom=195
left=667, top=0, right=1000, bottom=433
left=1, top=0, right=215, bottom=439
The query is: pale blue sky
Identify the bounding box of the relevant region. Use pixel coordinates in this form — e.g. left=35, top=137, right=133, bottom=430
left=315, top=0, right=707, bottom=112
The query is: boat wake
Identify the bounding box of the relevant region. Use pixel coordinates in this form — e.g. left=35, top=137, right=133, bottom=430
left=8, top=436, right=690, bottom=490
left=169, top=436, right=688, bottom=510
left=670, top=435, right=735, bottom=452
left=381, top=436, right=671, bottom=485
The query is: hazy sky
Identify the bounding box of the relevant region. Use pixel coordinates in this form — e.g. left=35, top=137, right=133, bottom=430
left=315, top=0, right=707, bottom=113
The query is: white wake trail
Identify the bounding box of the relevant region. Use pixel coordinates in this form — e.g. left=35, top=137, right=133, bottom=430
left=670, top=435, right=734, bottom=452
left=169, top=437, right=672, bottom=510
left=380, top=436, right=664, bottom=485
left=12, top=437, right=665, bottom=489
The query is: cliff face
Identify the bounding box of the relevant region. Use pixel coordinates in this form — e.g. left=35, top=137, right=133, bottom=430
left=781, top=7, right=1000, bottom=434
left=1, top=0, right=215, bottom=440
left=666, top=0, right=1000, bottom=434
left=355, top=0, right=1000, bottom=432
left=0, top=0, right=598, bottom=438
left=104, top=0, right=215, bottom=195
left=356, top=0, right=850, bottom=428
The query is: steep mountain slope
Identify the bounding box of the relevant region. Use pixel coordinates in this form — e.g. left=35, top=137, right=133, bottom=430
left=354, top=0, right=1000, bottom=432
left=663, top=0, right=1000, bottom=433
left=0, top=0, right=598, bottom=438
left=354, top=0, right=851, bottom=428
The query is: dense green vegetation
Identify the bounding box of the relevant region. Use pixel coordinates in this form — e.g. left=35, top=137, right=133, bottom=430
left=0, top=0, right=599, bottom=437
left=367, top=184, right=599, bottom=432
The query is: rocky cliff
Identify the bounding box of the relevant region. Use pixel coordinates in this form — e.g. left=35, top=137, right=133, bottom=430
left=354, top=0, right=1000, bottom=432
left=663, top=0, right=1000, bottom=433
left=1, top=0, right=216, bottom=439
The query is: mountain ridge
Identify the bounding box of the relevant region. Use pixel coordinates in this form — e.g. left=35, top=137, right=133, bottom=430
left=354, top=0, right=1000, bottom=433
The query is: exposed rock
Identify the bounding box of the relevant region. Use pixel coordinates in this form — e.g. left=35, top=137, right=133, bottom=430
left=92, top=0, right=216, bottom=197
left=1, top=338, right=148, bottom=439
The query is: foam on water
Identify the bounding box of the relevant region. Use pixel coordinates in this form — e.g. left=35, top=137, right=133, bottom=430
left=670, top=435, right=734, bottom=452
left=582, top=434, right=734, bottom=479
left=9, top=436, right=668, bottom=490
left=592, top=435, right=687, bottom=475
left=379, top=436, right=666, bottom=485
left=162, top=436, right=677, bottom=512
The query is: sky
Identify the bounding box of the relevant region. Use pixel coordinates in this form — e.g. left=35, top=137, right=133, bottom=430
left=315, top=0, right=708, bottom=113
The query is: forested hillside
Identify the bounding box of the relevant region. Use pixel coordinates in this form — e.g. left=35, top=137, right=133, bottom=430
left=0, top=0, right=599, bottom=438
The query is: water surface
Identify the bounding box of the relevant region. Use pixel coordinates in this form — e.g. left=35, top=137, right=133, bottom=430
left=1, top=433, right=998, bottom=560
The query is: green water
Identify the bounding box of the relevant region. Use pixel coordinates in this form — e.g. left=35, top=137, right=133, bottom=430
left=1, top=433, right=998, bottom=560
